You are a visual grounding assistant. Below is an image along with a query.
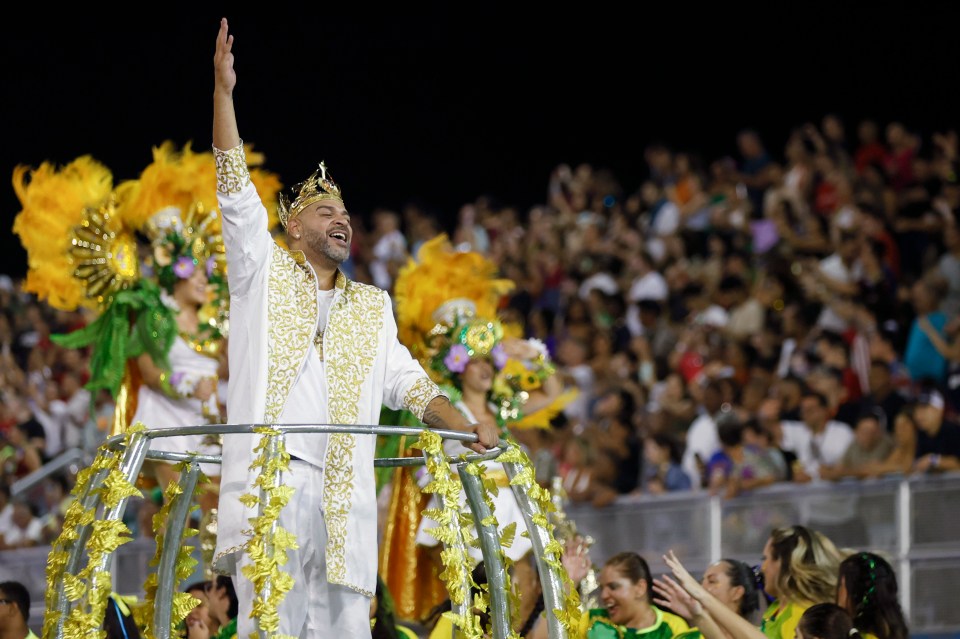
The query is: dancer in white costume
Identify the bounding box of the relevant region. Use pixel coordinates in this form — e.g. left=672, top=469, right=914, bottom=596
left=131, top=216, right=226, bottom=488
left=381, top=234, right=573, bottom=601
left=414, top=336, right=564, bottom=562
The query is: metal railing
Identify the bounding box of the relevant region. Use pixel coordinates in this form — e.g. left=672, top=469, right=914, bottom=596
left=4, top=423, right=572, bottom=639
left=5, top=428, right=958, bottom=637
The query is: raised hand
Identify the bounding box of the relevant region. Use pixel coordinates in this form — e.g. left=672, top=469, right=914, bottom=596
left=663, top=550, right=708, bottom=601
left=560, top=535, right=593, bottom=584
left=214, top=18, right=236, bottom=95
left=652, top=575, right=702, bottom=621
left=213, top=17, right=241, bottom=153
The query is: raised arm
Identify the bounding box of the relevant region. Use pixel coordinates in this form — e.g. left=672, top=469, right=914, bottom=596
left=663, top=550, right=767, bottom=639
left=213, top=17, right=241, bottom=150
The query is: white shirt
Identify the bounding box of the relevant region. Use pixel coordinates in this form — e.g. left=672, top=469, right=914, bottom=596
left=816, top=254, right=863, bottom=332
left=780, top=419, right=855, bottom=478
left=2, top=516, right=43, bottom=546
left=682, top=412, right=719, bottom=490
left=628, top=271, right=669, bottom=303
left=281, top=288, right=335, bottom=468
left=31, top=398, right=67, bottom=458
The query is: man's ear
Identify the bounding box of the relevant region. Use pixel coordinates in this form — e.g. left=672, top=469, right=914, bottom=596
left=287, top=216, right=302, bottom=240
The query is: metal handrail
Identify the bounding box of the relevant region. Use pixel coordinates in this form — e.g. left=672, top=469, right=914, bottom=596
left=41, top=422, right=573, bottom=639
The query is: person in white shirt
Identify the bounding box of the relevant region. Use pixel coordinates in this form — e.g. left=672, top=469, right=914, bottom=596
left=780, top=390, right=854, bottom=481
left=681, top=378, right=726, bottom=490
left=782, top=390, right=862, bottom=546
left=0, top=499, right=43, bottom=549
left=211, top=19, right=498, bottom=639
left=26, top=379, right=66, bottom=459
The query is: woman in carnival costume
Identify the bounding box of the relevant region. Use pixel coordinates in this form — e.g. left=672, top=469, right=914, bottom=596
left=378, top=233, right=576, bottom=623
left=11, top=141, right=282, bottom=521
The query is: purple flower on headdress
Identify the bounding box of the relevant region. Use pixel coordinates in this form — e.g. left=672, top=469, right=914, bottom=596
left=491, top=343, right=508, bottom=370
left=205, top=256, right=217, bottom=278
left=444, top=343, right=470, bottom=374
left=173, top=256, right=197, bottom=279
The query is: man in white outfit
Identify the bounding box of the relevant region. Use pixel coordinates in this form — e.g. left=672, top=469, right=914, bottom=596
left=211, top=18, right=498, bottom=639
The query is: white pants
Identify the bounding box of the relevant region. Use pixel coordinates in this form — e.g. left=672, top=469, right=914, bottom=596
left=234, top=460, right=372, bottom=639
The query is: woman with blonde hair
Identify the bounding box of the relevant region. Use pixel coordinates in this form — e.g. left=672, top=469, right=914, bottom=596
left=659, top=525, right=843, bottom=639
left=758, top=525, right=843, bottom=638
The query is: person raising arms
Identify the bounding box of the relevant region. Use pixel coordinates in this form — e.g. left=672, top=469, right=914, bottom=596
left=211, top=17, right=497, bottom=639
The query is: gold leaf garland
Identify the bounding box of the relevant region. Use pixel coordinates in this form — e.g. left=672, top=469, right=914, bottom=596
left=239, top=427, right=298, bottom=639
left=43, top=427, right=140, bottom=639
left=42, top=423, right=217, bottom=639
left=136, top=457, right=205, bottom=639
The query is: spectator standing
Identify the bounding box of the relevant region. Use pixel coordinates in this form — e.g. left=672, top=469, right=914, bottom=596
left=706, top=416, right=781, bottom=499
left=642, top=433, right=692, bottom=494
left=853, top=118, right=889, bottom=177
left=733, top=129, right=775, bottom=220
left=367, top=208, right=408, bottom=291
left=781, top=390, right=854, bottom=482
left=681, top=378, right=725, bottom=490
left=858, top=360, right=908, bottom=434
left=905, top=277, right=948, bottom=386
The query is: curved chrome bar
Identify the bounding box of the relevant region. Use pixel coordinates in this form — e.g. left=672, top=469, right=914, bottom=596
left=153, top=462, right=201, bottom=639
left=100, top=424, right=507, bottom=467
left=459, top=466, right=511, bottom=639
left=503, top=459, right=570, bottom=639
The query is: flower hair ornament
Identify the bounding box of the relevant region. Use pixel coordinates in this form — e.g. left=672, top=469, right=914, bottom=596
left=393, top=233, right=567, bottom=428
left=144, top=205, right=223, bottom=294
left=427, top=311, right=557, bottom=425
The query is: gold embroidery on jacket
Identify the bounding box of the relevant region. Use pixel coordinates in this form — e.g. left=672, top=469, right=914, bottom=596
left=213, top=143, right=251, bottom=194
left=265, top=244, right=316, bottom=422
left=323, top=281, right=383, bottom=584
left=403, top=376, right=443, bottom=421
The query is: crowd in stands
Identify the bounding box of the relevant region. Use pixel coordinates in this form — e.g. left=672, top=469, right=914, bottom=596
left=2, top=112, right=960, bottom=555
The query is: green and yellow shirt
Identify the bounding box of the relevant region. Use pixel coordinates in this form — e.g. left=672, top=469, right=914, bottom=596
left=579, top=606, right=690, bottom=639
left=761, top=600, right=807, bottom=639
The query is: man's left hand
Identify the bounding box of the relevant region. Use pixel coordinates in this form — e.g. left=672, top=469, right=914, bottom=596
left=468, top=421, right=499, bottom=454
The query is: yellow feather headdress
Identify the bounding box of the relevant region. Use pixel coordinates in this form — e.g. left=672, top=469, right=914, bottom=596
left=11, top=156, right=115, bottom=310
left=393, top=234, right=569, bottom=426
left=12, top=140, right=284, bottom=313
left=393, top=233, right=514, bottom=374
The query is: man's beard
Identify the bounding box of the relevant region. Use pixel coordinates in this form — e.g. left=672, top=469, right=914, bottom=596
left=307, top=231, right=350, bottom=263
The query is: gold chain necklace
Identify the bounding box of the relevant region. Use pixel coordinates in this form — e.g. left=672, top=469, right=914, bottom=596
left=314, top=328, right=325, bottom=361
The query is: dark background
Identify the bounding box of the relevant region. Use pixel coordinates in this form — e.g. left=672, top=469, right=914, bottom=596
left=3, top=5, right=959, bottom=279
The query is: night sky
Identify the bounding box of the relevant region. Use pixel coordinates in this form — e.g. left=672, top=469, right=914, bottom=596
left=3, top=5, right=959, bottom=279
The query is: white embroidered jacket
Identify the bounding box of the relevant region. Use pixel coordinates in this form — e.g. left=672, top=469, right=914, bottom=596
left=212, top=144, right=442, bottom=595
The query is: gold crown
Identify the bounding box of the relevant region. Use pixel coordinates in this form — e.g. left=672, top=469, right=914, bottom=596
left=278, top=161, right=344, bottom=229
